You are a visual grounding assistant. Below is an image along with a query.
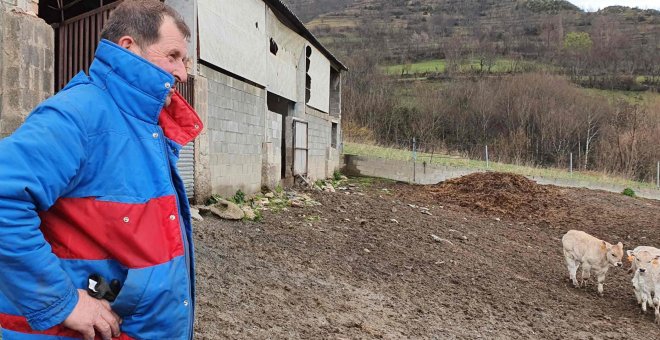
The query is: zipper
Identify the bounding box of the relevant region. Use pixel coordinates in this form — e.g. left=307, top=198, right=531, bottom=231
left=158, top=126, right=194, bottom=339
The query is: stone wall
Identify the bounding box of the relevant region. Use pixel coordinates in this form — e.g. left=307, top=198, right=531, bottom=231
left=199, top=64, right=265, bottom=197
left=1, top=0, right=38, bottom=14
left=0, top=3, right=53, bottom=139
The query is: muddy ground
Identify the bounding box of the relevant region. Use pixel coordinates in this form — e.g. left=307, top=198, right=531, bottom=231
left=193, top=172, right=660, bottom=339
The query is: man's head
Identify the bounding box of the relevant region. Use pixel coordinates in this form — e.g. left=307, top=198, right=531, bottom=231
left=101, top=0, right=191, bottom=106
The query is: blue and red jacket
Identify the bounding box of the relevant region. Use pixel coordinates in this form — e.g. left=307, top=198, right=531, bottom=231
left=0, top=39, right=202, bottom=339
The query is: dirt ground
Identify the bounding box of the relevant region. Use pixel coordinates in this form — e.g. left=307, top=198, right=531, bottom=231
left=193, top=172, right=660, bottom=339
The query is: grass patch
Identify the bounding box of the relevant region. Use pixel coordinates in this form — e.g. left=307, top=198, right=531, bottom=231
left=384, top=58, right=551, bottom=76
left=343, top=142, right=659, bottom=190
left=582, top=88, right=658, bottom=104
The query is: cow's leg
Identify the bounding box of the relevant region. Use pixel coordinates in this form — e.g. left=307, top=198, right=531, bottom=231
left=632, top=275, right=642, bottom=304
left=596, top=270, right=606, bottom=296
left=581, top=263, right=592, bottom=288
left=564, top=251, right=579, bottom=287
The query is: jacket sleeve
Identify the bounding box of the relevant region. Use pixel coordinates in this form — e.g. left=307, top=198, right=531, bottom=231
left=0, top=97, right=88, bottom=330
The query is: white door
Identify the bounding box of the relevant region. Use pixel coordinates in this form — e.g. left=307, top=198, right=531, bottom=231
left=293, top=121, right=308, bottom=176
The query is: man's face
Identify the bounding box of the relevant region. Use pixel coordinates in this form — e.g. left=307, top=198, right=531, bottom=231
left=127, top=16, right=189, bottom=106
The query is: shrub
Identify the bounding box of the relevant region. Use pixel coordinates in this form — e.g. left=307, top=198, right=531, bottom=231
left=231, top=189, right=246, bottom=205
left=622, top=188, right=636, bottom=197
left=333, top=170, right=343, bottom=181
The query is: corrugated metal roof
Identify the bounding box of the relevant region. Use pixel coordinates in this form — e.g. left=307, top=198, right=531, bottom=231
left=265, top=0, right=348, bottom=71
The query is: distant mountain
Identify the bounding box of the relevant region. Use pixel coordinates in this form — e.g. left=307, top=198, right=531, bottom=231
left=282, top=0, right=660, bottom=68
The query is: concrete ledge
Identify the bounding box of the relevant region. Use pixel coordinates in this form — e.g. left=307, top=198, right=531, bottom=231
left=342, top=154, right=660, bottom=200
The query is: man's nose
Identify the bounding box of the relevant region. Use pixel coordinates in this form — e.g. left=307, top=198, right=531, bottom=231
left=173, top=60, right=188, bottom=84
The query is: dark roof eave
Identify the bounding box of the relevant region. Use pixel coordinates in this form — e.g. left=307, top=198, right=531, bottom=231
left=265, top=0, right=348, bottom=72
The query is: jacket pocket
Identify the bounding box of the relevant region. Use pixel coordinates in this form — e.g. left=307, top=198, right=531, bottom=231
left=111, top=267, right=154, bottom=317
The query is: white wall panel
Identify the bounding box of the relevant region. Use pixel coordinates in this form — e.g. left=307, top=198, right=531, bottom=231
left=265, top=6, right=305, bottom=101
left=307, top=45, right=330, bottom=113
left=198, top=0, right=267, bottom=85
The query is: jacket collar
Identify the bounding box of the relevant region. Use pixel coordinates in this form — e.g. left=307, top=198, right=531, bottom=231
left=87, top=39, right=202, bottom=146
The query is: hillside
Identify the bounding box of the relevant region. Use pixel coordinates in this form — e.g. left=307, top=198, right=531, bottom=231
left=282, top=0, right=660, bottom=65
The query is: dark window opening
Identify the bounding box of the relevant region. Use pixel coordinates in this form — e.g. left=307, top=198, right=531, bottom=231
left=270, top=38, right=279, bottom=55
left=267, top=92, right=293, bottom=116
left=331, top=123, right=338, bottom=148
left=329, top=67, right=341, bottom=117
left=305, top=46, right=312, bottom=104
left=39, top=0, right=121, bottom=24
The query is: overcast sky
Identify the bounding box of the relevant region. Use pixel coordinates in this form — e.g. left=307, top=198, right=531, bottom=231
left=569, top=0, right=660, bottom=11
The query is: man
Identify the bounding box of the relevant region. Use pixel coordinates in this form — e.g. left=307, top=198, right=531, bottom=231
left=0, top=1, right=201, bottom=339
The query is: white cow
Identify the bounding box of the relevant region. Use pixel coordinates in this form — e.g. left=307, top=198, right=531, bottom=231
left=562, top=230, right=624, bottom=296
left=627, top=246, right=660, bottom=274
left=630, top=250, right=660, bottom=313
left=654, top=276, right=660, bottom=324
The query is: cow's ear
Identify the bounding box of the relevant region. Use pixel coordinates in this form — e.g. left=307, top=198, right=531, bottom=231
left=616, top=242, right=623, bottom=250
left=601, top=241, right=607, bottom=250
left=627, top=255, right=634, bottom=262
left=626, top=250, right=634, bottom=257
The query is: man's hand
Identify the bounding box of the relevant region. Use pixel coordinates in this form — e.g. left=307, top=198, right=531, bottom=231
left=62, top=289, right=121, bottom=340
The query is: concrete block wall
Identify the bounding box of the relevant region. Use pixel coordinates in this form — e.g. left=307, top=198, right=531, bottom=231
left=199, top=64, right=265, bottom=197
left=193, top=75, right=211, bottom=204
left=0, top=3, right=54, bottom=139
left=262, top=111, right=283, bottom=189
left=305, top=106, right=337, bottom=180
left=342, top=154, right=478, bottom=185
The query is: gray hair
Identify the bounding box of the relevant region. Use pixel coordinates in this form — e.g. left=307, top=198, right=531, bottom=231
left=101, top=0, right=191, bottom=48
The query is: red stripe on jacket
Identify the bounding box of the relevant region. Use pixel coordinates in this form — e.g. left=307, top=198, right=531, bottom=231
left=40, top=196, right=184, bottom=268
left=0, top=313, right=135, bottom=339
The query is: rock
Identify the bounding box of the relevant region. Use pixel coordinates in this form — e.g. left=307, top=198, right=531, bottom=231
left=194, top=205, right=212, bottom=214
left=209, top=199, right=245, bottom=220
left=359, top=219, right=367, bottom=226
left=191, top=208, right=204, bottom=222
left=364, top=248, right=370, bottom=253
left=242, top=206, right=256, bottom=220
left=494, top=217, right=501, bottom=222
left=265, top=192, right=275, bottom=198
left=256, top=198, right=270, bottom=206
left=340, top=175, right=348, bottom=180
left=323, top=184, right=336, bottom=193
left=391, top=207, right=398, bottom=213
left=421, top=210, right=433, bottom=216
left=390, top=218, right=399, bottom=224
left=431, top=234, right=454, bottom=246
left=291, top=200, right=305, bottom=208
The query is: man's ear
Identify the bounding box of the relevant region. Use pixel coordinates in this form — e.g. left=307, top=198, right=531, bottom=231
left=117, top=36, right=141, bottom=55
